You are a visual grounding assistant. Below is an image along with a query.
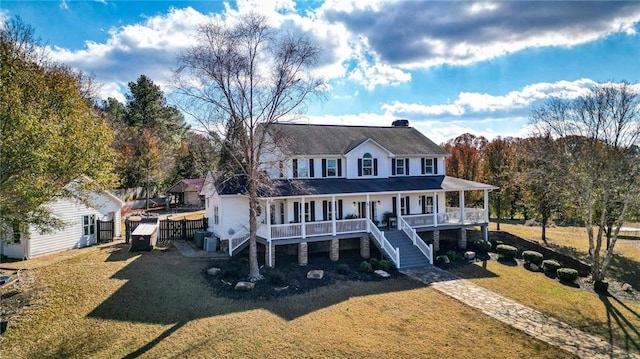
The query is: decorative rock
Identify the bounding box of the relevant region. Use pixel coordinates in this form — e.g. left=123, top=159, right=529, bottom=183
left=307, top=270, right=324, bottom=279
left=622, top=283, right=633, bottom=292
left=374, top=270, right=391, bottom=278
left=207, top=267, right=221, bottom=276
left=235, top=281, right=255, bottom=291
left=435, top=255, right=450, bottom=265
left=464, top=251, right=476, bottom=260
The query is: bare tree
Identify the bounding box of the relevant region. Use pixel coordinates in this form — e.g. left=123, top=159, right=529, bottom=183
left=531, top=82, right=640, bottom=286
left=174, top=13, right=324, bottom=280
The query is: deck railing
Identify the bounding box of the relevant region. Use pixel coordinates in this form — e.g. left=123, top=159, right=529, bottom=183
left=258, top=218, right=369, bottom=241
left=445, top=207, right=486, bottom=225
left=369, top=219, right=400, bottom=268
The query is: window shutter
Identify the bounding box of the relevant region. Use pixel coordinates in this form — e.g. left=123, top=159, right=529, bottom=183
left=373, top=159, right=378, bottom=176
left=406, top=158, right=410, bottom=175
left=310, top=201, right=316, bottom=221
left=391, top=159, right=396, bottom=175
left=421, top=158, right=425, bottom=175
left=322, top=159, right=327, bottom=177
left=434, top=158, right=438, bottom=174
left=309, top=159, right=315, bottom=178
left=406, top=196, right=410, bottom=214
left=392, top=196, right=397, bottom=217
left=421, top=195, right=426, bottom=214
left=293, top=159, right=298, bottom=178
left=337, top=159, right=342, bottom=177
left=358, top=159, right=362, bottom=176
left=322, top=200, right=328, bottom=220
left=294, top=202, right=299, bottom=223
left=337, top=200, right=343, bottom=219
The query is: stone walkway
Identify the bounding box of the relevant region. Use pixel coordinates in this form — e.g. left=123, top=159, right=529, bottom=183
left=402, top=266, right=639, bottom=359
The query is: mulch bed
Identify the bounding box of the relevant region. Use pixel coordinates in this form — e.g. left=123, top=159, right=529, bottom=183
left=203, top=249, right=399, bottom=300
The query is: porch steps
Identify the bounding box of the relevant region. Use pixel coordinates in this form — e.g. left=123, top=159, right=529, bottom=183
left=383, top=230, right=431, bottom=269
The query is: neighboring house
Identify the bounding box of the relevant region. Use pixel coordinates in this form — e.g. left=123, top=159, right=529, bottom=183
left=1, top=188, right=124, bottom=260
left=201, top=122, right=497, bottom=269
left=165, top=178, right=205, bottom=208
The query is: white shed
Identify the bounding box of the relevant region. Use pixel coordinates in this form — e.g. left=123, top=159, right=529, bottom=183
left=1, top=189, right=124, bottom=260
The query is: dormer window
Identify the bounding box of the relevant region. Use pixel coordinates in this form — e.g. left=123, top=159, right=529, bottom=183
left=358, top=153, right=378, bottom=177
left=362, top=153, right=372, bottom=176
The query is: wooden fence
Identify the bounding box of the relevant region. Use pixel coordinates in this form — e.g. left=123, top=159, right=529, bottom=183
left=125, top=217, right=208, bottom=243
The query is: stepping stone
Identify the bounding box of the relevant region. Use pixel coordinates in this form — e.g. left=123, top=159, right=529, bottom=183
left=235, top=281, right=255, bottom=291
left=307, top=270, right=324, bottom=279
left=374, top=270, right=391, bottom=278
left=622, top=283, right=633, bottom=292
left=207, top=267, right=221, bottom=276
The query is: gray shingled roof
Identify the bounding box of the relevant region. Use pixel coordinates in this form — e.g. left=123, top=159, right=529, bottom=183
left=266, top=123, right=450, bottom=156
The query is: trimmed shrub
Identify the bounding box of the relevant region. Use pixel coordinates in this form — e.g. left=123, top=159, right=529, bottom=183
left=522, top=250, right=544, bottom=265
left=378, top=259, right=393, bottom=271
left=557, top=268, right=578, bottom=282
left=496, top=244, right=518, bottom=259
left=359, top=261, right=373, bottom=273
left=542, top=260, right=561, bottom=273
left=476, top=240, right=492, bottom=253
left=446, top=250, right=459, bottom=262
left=369, top=258, right=379, bottom=270
left=336, top=264, right=350, bottom=275
left=594, top=280, right=609, bottom=293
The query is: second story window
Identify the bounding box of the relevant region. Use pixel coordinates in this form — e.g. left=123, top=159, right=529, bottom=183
left=422, top=158, right=437, bottom=175
left=327, top=159, right=337, bottom=176
left=293, top=159, right=314, bottom=178
left=362, top=153, right=372, bottom=176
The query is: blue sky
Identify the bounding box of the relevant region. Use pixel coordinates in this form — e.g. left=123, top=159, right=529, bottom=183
left=3, top=0, right=640, bottom=143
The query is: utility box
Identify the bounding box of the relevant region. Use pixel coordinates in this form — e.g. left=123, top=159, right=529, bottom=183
left=130, top=217, right=159, bottom=251
left=194, top=230, right=207, bottom=248
left=204, top=236, right=218, bottom=252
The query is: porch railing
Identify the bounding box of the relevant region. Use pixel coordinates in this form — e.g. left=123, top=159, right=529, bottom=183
left=369, top=219, right=400, bottom=268
left=399, top=216, right=433, bottom=264
left=258, top=218, right=368, bottom=241
left=445, top=207, right=486, bottom=225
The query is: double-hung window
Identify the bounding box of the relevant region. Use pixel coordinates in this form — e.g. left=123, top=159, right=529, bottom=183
left=82, top=215, right=95, bottom=236
left=423, top=158, right=434, bottom=174
left=362, top=153, right=373, bottom=176
left=214, top=206, right=220, bottom=224
left=298, top=159, right=309, bottom=177
left=396, top=159, right=406, bottom=175
left=326, top=159, right=337, bottom=177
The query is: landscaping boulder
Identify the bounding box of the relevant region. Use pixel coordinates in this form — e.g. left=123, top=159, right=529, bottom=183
left=235, top=281, right=255, bottom=291
left=463, top=251, right=476, bottom=260
left=373, top=270, right=391, bottom=278
left=306, top=270, right=324, bottom=280
left=622, top=283, right=633, bottom=293
left=207, top=267, right=221, bottom=276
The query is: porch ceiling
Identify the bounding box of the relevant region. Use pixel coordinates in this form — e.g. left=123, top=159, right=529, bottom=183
left=258, top=176, right=497, bottom=198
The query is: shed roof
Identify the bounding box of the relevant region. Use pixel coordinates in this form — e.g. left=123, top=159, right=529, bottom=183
left=265, top=123, right=450, bottom=156
left=166, top=178, right=205, bottom=193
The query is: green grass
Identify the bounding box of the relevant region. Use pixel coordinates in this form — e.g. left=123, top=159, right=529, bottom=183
left=0, top=243, right=572, bottom=358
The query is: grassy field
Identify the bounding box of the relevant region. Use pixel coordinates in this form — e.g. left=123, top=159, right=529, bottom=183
left=0, top=244, right=573, bottom=358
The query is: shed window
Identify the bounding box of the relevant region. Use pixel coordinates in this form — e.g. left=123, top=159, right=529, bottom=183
left=82, top=215, right=95, bottom=236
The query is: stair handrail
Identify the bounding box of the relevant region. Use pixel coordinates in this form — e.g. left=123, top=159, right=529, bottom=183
left=399, top=216, right=434, bottom=265
left=368, top=219, right=400, bottom=268
left=229, top=232, right=250, bottom=256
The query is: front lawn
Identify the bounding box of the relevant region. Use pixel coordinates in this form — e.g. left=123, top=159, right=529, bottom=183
left=0, top=243, right=572, bottom=358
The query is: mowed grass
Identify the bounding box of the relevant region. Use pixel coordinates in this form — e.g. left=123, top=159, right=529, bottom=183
left=0, top=244, right=572, bottom=359
left=449, top=221, right=640, bottom=354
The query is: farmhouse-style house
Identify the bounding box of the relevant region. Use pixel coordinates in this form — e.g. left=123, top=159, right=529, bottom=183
left=202, top=122, right=496, bottom=269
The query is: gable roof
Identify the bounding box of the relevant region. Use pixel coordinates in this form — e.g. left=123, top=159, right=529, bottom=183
left=166, top=178, right=205, bottom=193
left=266, top=123, right=450, bottom=156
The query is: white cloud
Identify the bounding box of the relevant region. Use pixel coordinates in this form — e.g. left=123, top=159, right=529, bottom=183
left=59, top=0, right=69, bottom=11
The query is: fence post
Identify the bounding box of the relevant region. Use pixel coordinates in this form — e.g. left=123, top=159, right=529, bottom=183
left=182, top=219, right=187, bottom=240
left=203, top=217, right=208, bottom=231
left=125, top=219, right=130, bottom=244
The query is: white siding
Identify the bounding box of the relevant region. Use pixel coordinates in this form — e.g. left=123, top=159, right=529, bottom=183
left=345, top=142, right=391, bottom=179
left=206, top=193, right=249, bottom=241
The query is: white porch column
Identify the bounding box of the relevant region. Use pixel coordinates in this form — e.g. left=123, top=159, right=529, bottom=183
left=265, top=199, right=271, bottom=241
left=396, top=192, right=402, bottom=228
left=301, top=197, right=306, bottom=239
left=332, top=195, right=337, bottom=236
left=366, top=194, right=371, bottom=232
left=484, top=189, right=489, bottom=223
left=434, top=194, right=438, bottom=228
left=459, top=191, right=465, bottom=224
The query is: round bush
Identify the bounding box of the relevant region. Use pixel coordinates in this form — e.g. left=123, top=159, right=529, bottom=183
left=594, top=280, right=609, bottom=293
left=369, top=258, right=379, bottom=270
left=476, top=240, right=492, bottom=253
left=378, top=259, right=393, bottom=271
left=557, top=268, right=578, bottom=282
left=522, top=250, right=544, bottom=265
left=542, top=259, right=561, bottom=273
left=359, top=261, right=373, bottom=273
left=496, top=244, right=518, bottom=259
